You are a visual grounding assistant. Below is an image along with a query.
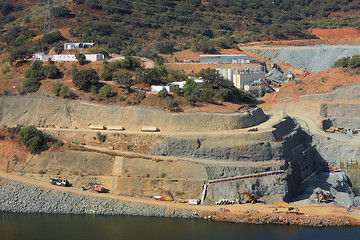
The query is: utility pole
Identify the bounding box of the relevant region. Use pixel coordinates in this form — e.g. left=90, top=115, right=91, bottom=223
left=43, top=0, right=55, bottom=35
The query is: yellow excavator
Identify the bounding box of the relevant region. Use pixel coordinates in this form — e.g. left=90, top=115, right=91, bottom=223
left=316, top=191, right=329, bottom=203
left=273, top=202, right=300, bottom=214
left=238, top=192, right=260, bottom=204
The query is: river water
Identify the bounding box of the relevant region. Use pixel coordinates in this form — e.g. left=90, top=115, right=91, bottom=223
left=1, top=212, right=359, bottom=240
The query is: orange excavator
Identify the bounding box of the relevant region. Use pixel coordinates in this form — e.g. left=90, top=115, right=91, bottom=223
left=316, top=191, right=330, bottom=203
left=238, top=192, right=260, bottom=204
left=82, top=182, right=105, bottom=193
left=325, top=127, right=346, bottom=134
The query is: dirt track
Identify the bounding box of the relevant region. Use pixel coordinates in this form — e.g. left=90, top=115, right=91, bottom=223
left=1, top=170, right=359, bottom=225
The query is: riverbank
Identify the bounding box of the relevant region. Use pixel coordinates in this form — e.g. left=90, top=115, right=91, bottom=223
left=1, top=171, right=360, bottom=227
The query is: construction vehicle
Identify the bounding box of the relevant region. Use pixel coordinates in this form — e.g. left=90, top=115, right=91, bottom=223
left=82, top=182, right=105, bottom=193
left=273, top=202, right=300, bottom=214
left=50, top=177, right=68, bottom=187
left=328, top=166, right=341, bottom=172
left=316, top=191, right=330, bottom=203
left=325, top=127, right=346, bottom=134
left=238, top=192, right=260, bottom=204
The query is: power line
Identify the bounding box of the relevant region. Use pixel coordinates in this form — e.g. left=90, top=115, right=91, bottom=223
left=43, top=0, right=55, bottom=34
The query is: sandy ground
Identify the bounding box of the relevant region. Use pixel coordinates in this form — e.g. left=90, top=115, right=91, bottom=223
left=1, top=170, right=360, bottom=225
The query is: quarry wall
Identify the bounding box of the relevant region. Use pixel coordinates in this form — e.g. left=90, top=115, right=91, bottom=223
left=0, top=95, right=267, bottom=132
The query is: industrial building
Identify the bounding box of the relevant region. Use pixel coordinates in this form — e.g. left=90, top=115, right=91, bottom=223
left=199, top=54, right=258, bottom=64
left=216, top=65, right=266, bottom=89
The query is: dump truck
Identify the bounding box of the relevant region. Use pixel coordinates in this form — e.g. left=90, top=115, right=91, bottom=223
left=238, top=192, right=260, bottom=203
left=273, top=202, right=300, bottom=214
left=50, top=177, right=68, bottom=187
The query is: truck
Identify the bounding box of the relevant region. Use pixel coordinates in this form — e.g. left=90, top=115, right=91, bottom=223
left=50, top=177, right=68, bottom=187
left=325, top=127, right=346, bottom=134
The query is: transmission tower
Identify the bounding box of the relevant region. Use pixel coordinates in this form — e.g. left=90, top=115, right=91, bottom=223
left=43, top=0, right=55, bottom=35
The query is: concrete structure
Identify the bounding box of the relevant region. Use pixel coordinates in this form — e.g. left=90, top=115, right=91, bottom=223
left=152, top=80, right=204, bottom=92
left=64, top=42, right=95, bottom=50
left=215, top=68, right=233, bottom=81
left=199, top=54, right=258, bottom=64
left=34, top=53, right=104, bottom=62
left=232, top=66, right=266, bottom=89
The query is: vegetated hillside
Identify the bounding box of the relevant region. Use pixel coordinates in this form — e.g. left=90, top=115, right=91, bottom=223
left=1, top=0, right=360, bottom=57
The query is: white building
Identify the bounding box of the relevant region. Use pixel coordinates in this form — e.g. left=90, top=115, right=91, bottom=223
left=34, top=53, right=104, bottom=62
left=151, top=85, right=174, bottom=92
left=63, top=42, right=95, bottom=50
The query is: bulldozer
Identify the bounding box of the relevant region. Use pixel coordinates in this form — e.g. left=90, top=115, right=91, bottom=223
left=316, top=191, right=330, bottom=203
left=273, top=202, right=300, bottom=214
left=238, top=192, right=260, bottom=204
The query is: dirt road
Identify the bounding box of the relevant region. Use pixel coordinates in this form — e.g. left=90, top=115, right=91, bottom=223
left=1, top=170, right=359, bottom=225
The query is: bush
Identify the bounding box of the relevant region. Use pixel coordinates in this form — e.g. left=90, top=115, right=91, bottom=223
left=52, top=82, right=63, bottom=96
left=59, top=84, right=69, bottom=98
left=75, top=53, right=88, bottom=65
left=349, top=55, right=360, bottom=69
left=42, top=64, right=62, bottom=79
left=72, top=68, right=99, bottom=90
left=22, top=77, right=40, bottom=92
left=118, top=96, right=126, bottom=101
left=137, top=92, right=146, bottom=100
left=25, top=61, right=44, bottom=80
left=157, top=88, right=168, bottom=98
left=164, top=96, right=177, bottom=111
left=19, top=126, right=50, bottom=154
left=173, top=85, right=181, bottom=95
left=42, top=30, right=65, bottom=44
left=98, top=85, right=114, bottom=99
left=96, top=131, right=106, bottom=142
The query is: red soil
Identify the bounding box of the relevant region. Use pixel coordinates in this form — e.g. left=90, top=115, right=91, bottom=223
left=310, top=28, right=360, bottom=39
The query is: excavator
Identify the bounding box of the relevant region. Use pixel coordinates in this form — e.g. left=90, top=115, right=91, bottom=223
left=325, top=127, right=346, bottom=134
left=82, top=182, right=105, bottom=193
left=316, top=191, right=330, bottom=203
left=238, top=192, right=260, bottom=204
left=273, top=202, right=300, bottom=214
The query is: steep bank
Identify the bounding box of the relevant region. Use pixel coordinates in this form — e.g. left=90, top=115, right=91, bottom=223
left=0, top=95, right=267, bottom=132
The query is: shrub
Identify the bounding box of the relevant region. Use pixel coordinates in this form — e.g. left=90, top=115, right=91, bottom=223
left=22, top=77, right=40, bottom=92
left=349, top=55, right=360, bottom=69
left=118, top=96, right=126, bottom=101
left=157, top=88, right=168, bottom=98
left=173, top=85, right=181, bottom=95
left=59, top=84, right=69, bottom=98
left=72, top=68, right=99, bottom=90
left=137, top=92, right=146, bottom=100
left=75, top=53, right=88, bottom=65
left=52, top=82, right=63, bottom=96
left=164, top=96, right=177, bottom=111
left=19, top=126, right=50, bottom=154
left=98, top=85, right=114, bottom=99
left=42, top=64, right=62, bottom=79
left=96, top=131, right=106, bottom=142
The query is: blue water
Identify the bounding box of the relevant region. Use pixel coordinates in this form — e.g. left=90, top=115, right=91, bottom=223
left=0, top=212, right=359, bottom=240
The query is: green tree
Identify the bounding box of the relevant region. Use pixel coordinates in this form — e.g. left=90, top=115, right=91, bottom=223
left=173, top=85, right=181, bottom=95
left=349, top=55, right=360, bottom=69
left=98, top=85, right=114, bottom=99
left=59, top=84, right=69, bottom=98
left=72, top=68, right=99, bottom=90
left=42, top=64, right=62, bottom=79
left=42, top=30, right=65, bottom=44
left=114, top=72, right=135, bottom=93
left=10, top=47, right=32, bottom=64
left=52, top=82, right=63, bottom=96
left=157, top=88, right=168, bottom=98
left=22, top=77, right=40, bottom=92
left=24, top=60, right=44, bottom=80
left=19, top=126, right=49, bottom=154
left=76, top=53, right=88, bottom=65
left=332, top=57, right=350, bottom=68
left=164, top=96, right=177, bottom=111
left=183, top=78, right=199, bottom=104
left=54, top=42, right=63, bottom=54
left=120, top=48, right=136, bottom=56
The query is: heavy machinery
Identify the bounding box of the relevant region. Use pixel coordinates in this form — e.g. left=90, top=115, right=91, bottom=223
left=316, top=191, right=330, bottom=203
left=82, top=182, right=105, bottom=193
left=50, top=177, right=68, bottom=187
left=238, top=192, right=260, bottom=204
left=273, top=202, right=300, bottom=214
left=325, top=127, right=346, bottom=134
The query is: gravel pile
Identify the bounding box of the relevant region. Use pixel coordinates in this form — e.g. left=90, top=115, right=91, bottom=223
left=0, top=177, right=199, bottom=218
left=245, top=45, right=360, bottom=73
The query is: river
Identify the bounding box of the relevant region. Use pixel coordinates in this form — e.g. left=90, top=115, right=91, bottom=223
left=1, top=212, right=360, bottom=240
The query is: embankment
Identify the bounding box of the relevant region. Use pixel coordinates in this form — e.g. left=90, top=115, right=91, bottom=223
left=0, top=95, right=266, bottom=132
